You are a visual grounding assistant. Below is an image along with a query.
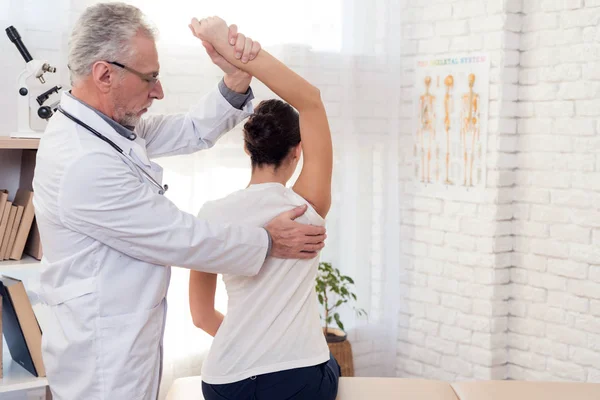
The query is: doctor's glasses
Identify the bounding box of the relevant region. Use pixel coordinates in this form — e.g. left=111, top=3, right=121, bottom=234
left=107, top=61, right=160, bottom=87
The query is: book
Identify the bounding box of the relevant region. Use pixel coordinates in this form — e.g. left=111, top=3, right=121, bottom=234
left=5, top=205, right=24, bottom=261
left=24, top=217, right=43, bottom=260
left=0, top=275, right=45, bottom=377
left=0, top=205, right=17, bottom=260
left=9, top=189, right=35, bottom=261
left=0, top=196, right=10, bottom=253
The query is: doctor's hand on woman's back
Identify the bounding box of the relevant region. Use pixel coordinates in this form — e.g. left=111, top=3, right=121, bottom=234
left=265, top=204, right=326, bottom=259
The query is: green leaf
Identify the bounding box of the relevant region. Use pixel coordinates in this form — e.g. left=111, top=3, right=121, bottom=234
left=334, top=313, right=344, bottom=331
left=326, top=316, right=332, bottom=324
left=318, top=294, right=324, bottom=305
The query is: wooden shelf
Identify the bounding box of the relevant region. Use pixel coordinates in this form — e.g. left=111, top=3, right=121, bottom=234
left=0, top=137, right=40, bottom=150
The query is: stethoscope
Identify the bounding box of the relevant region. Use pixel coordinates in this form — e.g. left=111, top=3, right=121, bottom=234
left=58, top=106, right=169, bottom=195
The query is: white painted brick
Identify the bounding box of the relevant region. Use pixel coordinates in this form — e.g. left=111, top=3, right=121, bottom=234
left=547, top=359, right=587, bottom=381
left=574, top=314, right=600, bottom=334
left=506, top=0, right=523, bottom=12
left=429, top=245, right=460, bottom=262
left=527, top=271, right=568, bottom=291
left=430, top=216, right=460, bottom=232
left=472, top=299, right=510, bottom=316
left=535, top=101, right=575, bottom=117
left=421, top=365, right=456, bottom=381
left=514, top=221, right=549, bottom=238
left=512, top=253, right=548, bottom=271
left=576, top=99, right=600, bottom=116
left=558, top=82, right=600, bottom=100
left=472, top=332, right=506, bottom=349
left=441, top=355, right=473, bottom=375
left=511, top=268, right=529, bottom=285
left=426, top=336, right=458, bottom=356
left=459, top=344, right=507, bottom=366
left=445, top=233, right=476, bottom=250
left=592, top=301, right=600, bottom=318
left=457, top=314, right=493, bottom=333
left=531, top=238, right=570, bottom=259
left=541, top=0, right=584, bottom=10
left=444, top=202, right=478, bottom=216
left=520, top=33, right=539, bottom=51
left=561, top=8, right=600, bottom=28
left=510, top=317, right=546, bottom=337
left=518, top=118, right=553, bottom=134
left=406, top=288, right=441, bottom=305
left=470, top=15, right=506, bottom=32
left=412, top=198, right=443, bottom=213
left=422, top=4, right=453, bottom=21
left=450, top=35, right=485, bottom=52
left=572, top=209, right=600, bottom=228
left=547, top=259, right=589, bottom=280
left=428, top=276, right=459, bottom=293
left=574, top=137, right=600, bottom=153
left=409, top=317, right=441, bottom=335
left=517, top=102, right=535, bottom=117
left=396, top=358, right=424, bottom=375
left=586, top=0, right=600, bottom=6
left=519, top=84, right=558, bottom=101
left=550, top=224, right=590, bottom=244
left=539, top=28, right=584, bottom=47
left=436, top=20, right=469, bottom=36
left=443, top=264, right=475, bottom=282
left=519, top=69, right=539, bottom=85
left=583, top=62, right=600, bottom=80
left=508, top=364, right=553, bottom=381
left=473, top=365, right=508, bottom=380
left=453, top=1, right=487, bottom=18
left=569, top=347, right=600, bottom=367
left=398, top=344, right=442, bottom=366
left=519, top=137, right=574, bottom=154
left=426, top=305, right=458, bottom=325
left=522, top=13, right=560, bottom=32
left=456, top=282, right=496, bottom=300
left=460, top=219, right=497, bottom=237
left=509, top=349, right=547, bottom=370
left=508, top=333, right=530, bottom=350
left=570, top=244, right=600, bottom=265
left=441, top=324, right=473, bottom=345
left=413, top=227, right=445, bottom=245
left=592, top=265, right=600, bottom=283
left=539, top=64, right=582, bottom=82
left=530, top=205, right=571, bottom=224
left=512, top=283, right=548, bottom=302
left=528, top=304, right=567, bottom=324
left=402, top=240, right=428, bottom=257
left=513, top=188, right=551, bottom=204
left=530, top=338, right=569, bottom=360
left=441, top=294, right=473, bottom=313
left=402, top=211, right=431, bottom=227
left=553, top=118, right=596, bottom=135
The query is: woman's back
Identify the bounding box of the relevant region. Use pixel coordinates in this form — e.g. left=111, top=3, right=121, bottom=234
left=199, top=183, right=330, bottom=384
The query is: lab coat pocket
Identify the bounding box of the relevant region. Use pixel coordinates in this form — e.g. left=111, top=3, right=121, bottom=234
left=97, top=301, right=164, bottom=400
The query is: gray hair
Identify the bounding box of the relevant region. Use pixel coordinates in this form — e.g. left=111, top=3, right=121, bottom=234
left=68, top=2, right=157, bottom=85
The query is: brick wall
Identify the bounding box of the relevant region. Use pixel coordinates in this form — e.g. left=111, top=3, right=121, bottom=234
left=398, top=0, right=600, bottom=383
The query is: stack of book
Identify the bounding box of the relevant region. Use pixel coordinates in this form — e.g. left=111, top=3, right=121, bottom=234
left=0, top=189, right=43, bottom=262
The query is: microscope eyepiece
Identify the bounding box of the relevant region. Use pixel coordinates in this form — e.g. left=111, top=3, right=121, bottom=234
left=6, top=26, right=33, bottom=63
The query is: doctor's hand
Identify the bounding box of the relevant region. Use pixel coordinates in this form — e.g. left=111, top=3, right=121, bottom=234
left=265, top=205, right=327, bottom=260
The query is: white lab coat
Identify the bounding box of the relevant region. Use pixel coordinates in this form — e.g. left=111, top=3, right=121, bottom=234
left=32, top=89, right=268, bottom=400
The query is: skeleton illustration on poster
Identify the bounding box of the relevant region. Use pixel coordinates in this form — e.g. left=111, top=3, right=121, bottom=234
left=413, top=54, right=490, bottom=188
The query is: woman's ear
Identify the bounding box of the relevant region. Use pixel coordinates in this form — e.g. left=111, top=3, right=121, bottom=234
left=244, top=142, right=250, bottom=156
left=294, top=143, right=302, bottom=159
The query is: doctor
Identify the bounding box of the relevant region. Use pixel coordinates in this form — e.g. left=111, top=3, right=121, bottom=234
left=32, top=3, right=326, bottom=400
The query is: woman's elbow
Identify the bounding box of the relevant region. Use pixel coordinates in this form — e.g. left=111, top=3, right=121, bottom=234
left=191, top=312, right=208, bottom=330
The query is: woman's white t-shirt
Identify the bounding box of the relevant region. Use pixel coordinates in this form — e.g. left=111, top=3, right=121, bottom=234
left=198, top=182, right=330, bottom=384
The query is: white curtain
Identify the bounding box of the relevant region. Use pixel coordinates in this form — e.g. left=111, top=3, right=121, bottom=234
left=145, top=0, right=403, bottom=397
left=4, top=0, right=402, bottom=397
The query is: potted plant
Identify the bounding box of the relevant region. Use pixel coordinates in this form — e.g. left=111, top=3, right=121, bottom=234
left=315, top=262, right=367, bottom=376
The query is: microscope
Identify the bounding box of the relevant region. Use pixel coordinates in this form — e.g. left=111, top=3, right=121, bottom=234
left=6, top=26, right=61, bottom=138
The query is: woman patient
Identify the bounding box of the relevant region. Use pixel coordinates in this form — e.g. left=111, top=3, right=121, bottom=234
left=188, top=16, right=339, bottom=400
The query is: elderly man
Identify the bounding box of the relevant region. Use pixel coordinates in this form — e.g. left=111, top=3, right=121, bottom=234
left=32, top=3, right=326, bottom=399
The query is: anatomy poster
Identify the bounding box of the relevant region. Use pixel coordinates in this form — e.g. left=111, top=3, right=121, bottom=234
left=413, top=54, right=490, bottom=188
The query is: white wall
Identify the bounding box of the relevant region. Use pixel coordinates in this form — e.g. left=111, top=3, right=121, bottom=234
left=397, top=0, right=600, bottom=383
left=510, top=0, right=600, bottom=382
